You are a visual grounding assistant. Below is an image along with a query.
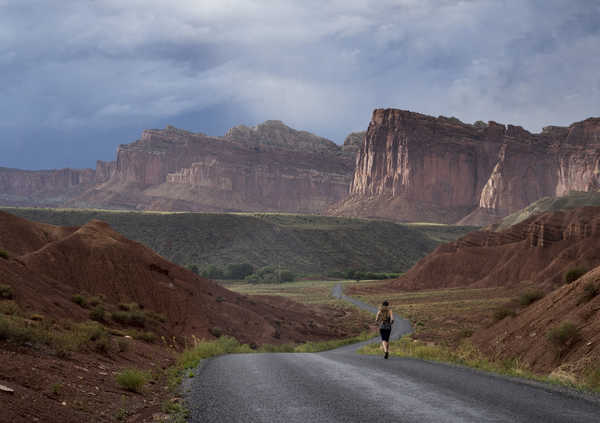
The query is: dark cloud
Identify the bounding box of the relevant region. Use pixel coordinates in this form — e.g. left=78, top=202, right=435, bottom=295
left=0, top=0, right=598, bottom=169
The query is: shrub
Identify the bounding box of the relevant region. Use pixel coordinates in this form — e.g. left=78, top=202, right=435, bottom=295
left=71, top=294, right=87, bottom=307
left=0, top=249, right=8, bottom=259
left=111, top=311, right=146, bottom=328
left=209, top=327, right=223, bottom=338
left=89, top=306, right=106, bottom=322
left=564, top=267, right=587, bottom=284
left=0, top=284, right=13, bottom=300
left=224, top=263, right=254, bottom=280
left=146, top=310, right=167, bottom=323
left=579, top=283, right=599, bottom=304
left=547, top=322, right=581, bottom=348
left=93, top=335, right=112, bottom=354
left=215, top=296, right=225, bottom=303
left=115, top=369, right=149, bottom=393
left=201, top=265, right=224, bottom=280
left=493, top=307, right=516, bottom=322
left=0, top=300, right=19, bottom=315
left=279, top=270, right=295, bottom=283
left=0, top=315, right=49, bottom=345
left=519, top=290, right=544, bottom=306
left=244, top=274, right=260, bottom=284
left=186, top=264, right=199, bottom=275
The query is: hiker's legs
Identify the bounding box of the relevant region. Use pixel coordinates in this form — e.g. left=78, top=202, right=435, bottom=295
left=383, top=340, right=389, bottom=353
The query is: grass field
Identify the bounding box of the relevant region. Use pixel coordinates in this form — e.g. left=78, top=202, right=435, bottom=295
left=350, top=281, right=533, bottom=347
left=222, top=279, right=359, bottom=304
left=1, top=207, right=475, bottom=277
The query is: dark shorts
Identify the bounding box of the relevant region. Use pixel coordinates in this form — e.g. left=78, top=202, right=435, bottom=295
left=380, top=328, right=391, bottom=342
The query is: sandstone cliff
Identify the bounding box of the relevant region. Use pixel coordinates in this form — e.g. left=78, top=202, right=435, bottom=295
left=329, top=109, right=600, bottom=224
left=69, top=122, right=355, bottom=212
left=0, top=166, right=95, bottom=206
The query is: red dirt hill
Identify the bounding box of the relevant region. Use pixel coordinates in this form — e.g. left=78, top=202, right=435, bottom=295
left=0, top=211, right=351, bottom=345
left=384, top=206, right=600, bottom=290
left=472, top=265, right=600, bottom=377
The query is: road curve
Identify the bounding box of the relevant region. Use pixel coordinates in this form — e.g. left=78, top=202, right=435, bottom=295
left=186, top=284, right=600, bottom=423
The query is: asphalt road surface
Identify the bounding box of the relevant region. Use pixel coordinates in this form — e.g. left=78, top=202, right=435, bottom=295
left=186, top=284, right=600, bottom=422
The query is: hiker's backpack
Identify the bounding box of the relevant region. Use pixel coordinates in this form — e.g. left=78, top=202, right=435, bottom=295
left=378, top=309, right=392, bottom=331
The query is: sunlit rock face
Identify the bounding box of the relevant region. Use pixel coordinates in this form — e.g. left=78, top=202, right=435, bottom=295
left=70, top=122, right=356, bottom=212
left=330, top=109, right=600, bottom=225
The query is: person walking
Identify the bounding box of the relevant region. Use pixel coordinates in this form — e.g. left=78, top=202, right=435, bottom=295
left=376, top=300, right=394, bottom=359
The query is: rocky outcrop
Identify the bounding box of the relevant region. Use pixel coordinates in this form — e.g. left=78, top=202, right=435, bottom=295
left=330, top=109, right=600, bottom=224
left=341, top=131, right=365, bottom=154
left=70, top=123, right=355, bottom=212
left=386, top=206, right=600, bottom=290
left=0, top=167, right=95, bottom=206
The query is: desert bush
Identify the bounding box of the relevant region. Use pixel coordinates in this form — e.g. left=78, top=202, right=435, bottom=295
left=493, top=307, right=516, bottom=322
left=0, top=284, right=13, bottom=300
left=209, top=327, right=223, bottom=337
left=89, top=306, right=106, bottom=322
left=564, top=267, right=587, bottom=284
left=0, top=300, right=19, bottom=315
left=186, top=264, right=199, bottom=275
left=115, top=369, right=149, bottom=393
left=93, top=335, right=112, bottom=354
left=201, top=265, right=225, bottom=280
left=519, top=290, right=544, bottom=306
left=547, top=322, right=581, bottom=348
left=279, top=270, right=295, bottom=282
left=0, top=249, right=8, bottom=259
left=71, top=294, right=87, bottom=308
left=146, top=310, right=167, bottom=323
left=215, top=296, right=225, bottom=303
left=111, top=310, right=146, bottom=327
left=0, top=315, right=49, bottom=345
left=579, top=283, right=599, bottom=304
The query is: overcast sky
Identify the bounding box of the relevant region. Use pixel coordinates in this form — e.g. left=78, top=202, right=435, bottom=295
left=1, top=0, right=599, bottom=169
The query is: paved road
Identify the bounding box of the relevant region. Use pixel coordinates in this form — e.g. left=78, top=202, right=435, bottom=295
left=186, top=284, right=600, bottom=422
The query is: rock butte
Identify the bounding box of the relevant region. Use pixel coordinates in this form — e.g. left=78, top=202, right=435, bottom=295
left=0, top=121, right=358, bottom=213
left=329, top=109, right=600, bottom=225
left=1, top=110, right=598, bottom=224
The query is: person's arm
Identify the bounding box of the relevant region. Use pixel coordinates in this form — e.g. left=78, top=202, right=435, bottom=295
left=390, top=310, right=394, bottom=324
left=375, top=311, right=381, bottom=323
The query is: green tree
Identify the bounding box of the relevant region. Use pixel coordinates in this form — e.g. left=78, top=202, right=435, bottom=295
left=224, top=263, right=254, bottom=280
left=186, top=264, right=199, bottom=275
left=202, top=265, right=224, bottom=280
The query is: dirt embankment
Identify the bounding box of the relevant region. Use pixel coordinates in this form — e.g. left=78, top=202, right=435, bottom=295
left=472, top=265, right=600, bottom=377
left=384, top=206, right=600, bottom=291
left=0, top=211, right=363, bottom=422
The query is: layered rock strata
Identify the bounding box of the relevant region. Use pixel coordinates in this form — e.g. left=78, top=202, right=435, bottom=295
left=0, top=167, right=95, bottom=206
left=69, top=122, right=355, bottom=212
left=330, top=109, right=600, bottom=224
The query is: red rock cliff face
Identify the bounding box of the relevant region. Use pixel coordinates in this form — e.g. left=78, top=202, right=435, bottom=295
left=330, top=109, right=600, bottom=224
left=0, top=167, right=95, bottom=206
left=71, top=122, right=355, bottom=213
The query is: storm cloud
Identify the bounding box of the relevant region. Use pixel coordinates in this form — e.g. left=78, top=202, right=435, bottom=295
left=1, top=0, right=599, bottom=169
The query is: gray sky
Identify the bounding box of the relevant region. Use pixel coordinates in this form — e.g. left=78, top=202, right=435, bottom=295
left=1, top=0, right=599, bottom=169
